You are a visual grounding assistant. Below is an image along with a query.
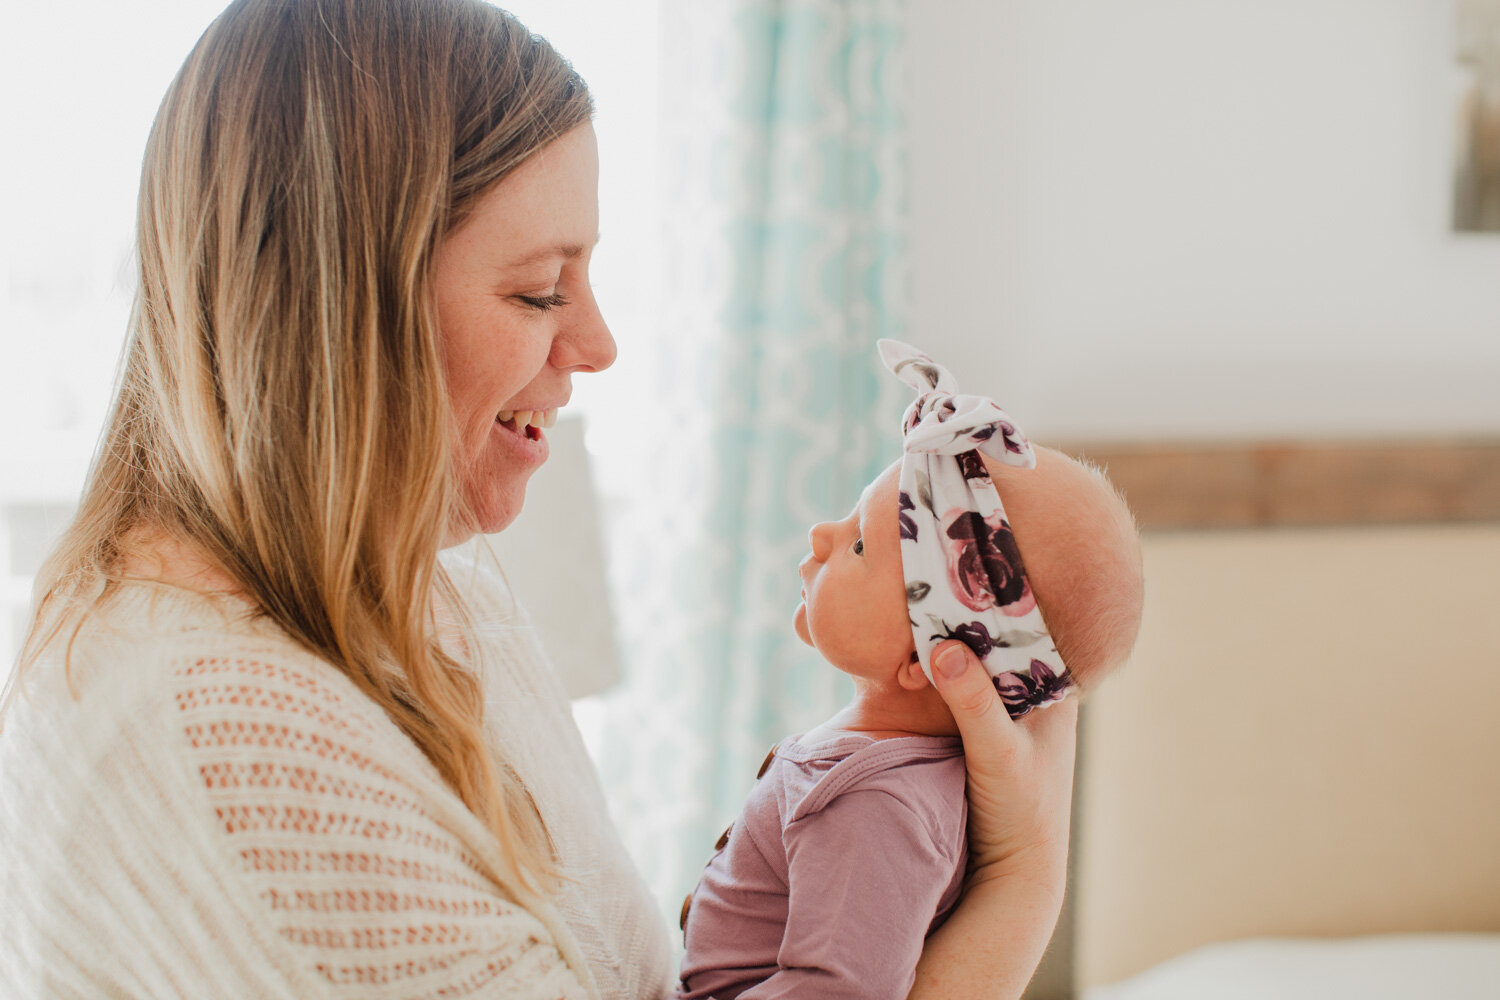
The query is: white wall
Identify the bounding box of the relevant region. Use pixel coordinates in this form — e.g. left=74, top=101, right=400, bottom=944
left=907, top=0, right=1500, bottom=442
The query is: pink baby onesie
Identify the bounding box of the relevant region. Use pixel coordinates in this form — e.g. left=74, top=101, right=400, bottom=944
left=676, top=733, right=967, bottom=1000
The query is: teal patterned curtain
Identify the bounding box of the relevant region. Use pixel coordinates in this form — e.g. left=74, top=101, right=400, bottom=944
left=598, top=0, right=910, bottom=931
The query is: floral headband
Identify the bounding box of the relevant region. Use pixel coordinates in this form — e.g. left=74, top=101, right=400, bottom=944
left=877, top=339, right=1072, bottom=719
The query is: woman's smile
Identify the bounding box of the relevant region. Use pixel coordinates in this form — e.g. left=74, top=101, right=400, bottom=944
left=488, top=408, right=551, bottom=466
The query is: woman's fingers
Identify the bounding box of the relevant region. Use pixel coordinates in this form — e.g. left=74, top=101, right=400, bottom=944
left=929, top=640, right=1079, bottom=877
left=930, top=641, right=1017, bottom=749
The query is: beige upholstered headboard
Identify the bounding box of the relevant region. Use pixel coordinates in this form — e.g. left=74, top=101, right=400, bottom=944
left=1052, top=440, right=1500, bottom=993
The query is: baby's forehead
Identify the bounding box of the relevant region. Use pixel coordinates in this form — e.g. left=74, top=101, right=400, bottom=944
left=875, top=457, right=907, bottom=496
left=854, top=461, right=907, bottom=543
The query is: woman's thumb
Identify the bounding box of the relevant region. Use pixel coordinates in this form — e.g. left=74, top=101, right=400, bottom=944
left=930, top=640, right=1008, bottom=728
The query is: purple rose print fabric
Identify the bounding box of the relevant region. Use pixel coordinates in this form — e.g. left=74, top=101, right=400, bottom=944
left=877, top=339, right=1073, bottom=719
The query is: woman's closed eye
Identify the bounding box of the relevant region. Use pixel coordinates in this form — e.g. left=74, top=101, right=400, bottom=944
left=517, top=292, right=571, bottom=311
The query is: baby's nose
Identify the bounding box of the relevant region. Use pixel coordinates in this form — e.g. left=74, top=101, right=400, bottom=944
left=808, top=521, right=833, bottom=561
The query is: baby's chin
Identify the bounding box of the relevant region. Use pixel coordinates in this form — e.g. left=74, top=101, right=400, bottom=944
left=791, top=602, right=815, bottom=648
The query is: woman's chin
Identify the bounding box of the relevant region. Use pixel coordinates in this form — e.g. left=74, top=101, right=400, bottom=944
left=439, top=524, right=477, bottom=550
left=446, top=484, right=528, bottom=544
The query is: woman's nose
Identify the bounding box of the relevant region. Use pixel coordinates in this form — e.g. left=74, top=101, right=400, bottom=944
left=552, top=291, right=617, bottom=373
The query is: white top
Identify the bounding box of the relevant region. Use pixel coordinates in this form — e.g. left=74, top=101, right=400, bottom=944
left=0, top=558, right=675, bottom=1000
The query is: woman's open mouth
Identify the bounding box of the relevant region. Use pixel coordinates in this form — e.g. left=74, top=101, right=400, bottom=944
left=495, top=408, right=558, bottom=442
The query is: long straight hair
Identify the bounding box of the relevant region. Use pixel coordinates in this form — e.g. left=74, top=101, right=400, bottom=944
left=6, top=0, right=593, bottom=895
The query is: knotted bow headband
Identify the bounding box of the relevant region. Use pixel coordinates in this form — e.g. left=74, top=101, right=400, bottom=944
left=877, top=339, right=1073, bottom=719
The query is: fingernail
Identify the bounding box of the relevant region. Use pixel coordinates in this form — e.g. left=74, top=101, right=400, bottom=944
left=935, top=645, right=965, bottom=679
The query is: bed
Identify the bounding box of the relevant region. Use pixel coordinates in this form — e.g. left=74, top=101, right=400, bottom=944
left=1031, top=439, right=1500, bottom=1000
left=1080, top=934, right=1500, bottom=1000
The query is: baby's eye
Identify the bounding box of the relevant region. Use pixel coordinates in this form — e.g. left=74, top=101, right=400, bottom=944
left=852, top=538, right=864, bottom=556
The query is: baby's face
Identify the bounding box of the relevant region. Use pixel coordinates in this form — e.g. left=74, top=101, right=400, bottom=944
left=793, top=461, right=915, bottom=677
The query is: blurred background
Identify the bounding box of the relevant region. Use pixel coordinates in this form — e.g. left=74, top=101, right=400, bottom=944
left=3, top=1, right=1497, bottom=997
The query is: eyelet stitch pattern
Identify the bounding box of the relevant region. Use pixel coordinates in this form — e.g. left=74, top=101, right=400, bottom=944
left=172, top=654, right=587, bottom=999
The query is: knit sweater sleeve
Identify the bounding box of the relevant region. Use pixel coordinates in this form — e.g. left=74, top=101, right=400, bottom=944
left=169, top=642, right=593, bottom=1000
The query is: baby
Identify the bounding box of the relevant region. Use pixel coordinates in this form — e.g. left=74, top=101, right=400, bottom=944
left=674, top=340, right=1145, bottom=1000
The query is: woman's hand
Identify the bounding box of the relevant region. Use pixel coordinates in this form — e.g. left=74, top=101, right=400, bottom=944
left=906, top=640, right=1079, bottom=1000
left=931, top=640, right=1078, bottom=888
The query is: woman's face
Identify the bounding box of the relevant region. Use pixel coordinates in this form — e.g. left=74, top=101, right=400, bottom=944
left=432, top=124, right=614, bottom=541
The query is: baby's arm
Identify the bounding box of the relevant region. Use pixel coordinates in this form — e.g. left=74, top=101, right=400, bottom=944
left=738, top=789, right=960, bottom=1000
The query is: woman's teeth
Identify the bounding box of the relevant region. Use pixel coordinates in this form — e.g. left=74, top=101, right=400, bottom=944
left=495, top=408, right=558, bottom=435
left=498, top=407, right=558, bottom=440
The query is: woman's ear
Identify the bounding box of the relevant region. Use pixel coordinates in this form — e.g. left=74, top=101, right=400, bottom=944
left=895, top=649, right=931, bottom=691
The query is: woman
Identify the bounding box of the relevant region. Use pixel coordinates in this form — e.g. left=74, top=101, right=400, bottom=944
left=0, top=1, right=1077, bottom=997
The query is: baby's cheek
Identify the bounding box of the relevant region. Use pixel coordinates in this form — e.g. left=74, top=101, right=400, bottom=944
left=879, top=583, right=915, bottom=650
left=856, top=600, right=909, bottom=659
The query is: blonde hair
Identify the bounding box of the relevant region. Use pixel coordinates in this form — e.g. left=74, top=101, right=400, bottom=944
left=5, top=0, right=592, bottom=896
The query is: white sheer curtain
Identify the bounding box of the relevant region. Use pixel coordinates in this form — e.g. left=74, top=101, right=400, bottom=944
left=591, top=0, right=913, bottom=932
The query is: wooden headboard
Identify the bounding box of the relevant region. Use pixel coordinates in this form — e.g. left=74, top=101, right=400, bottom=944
left=1026, top=439, right=1500, bottom=996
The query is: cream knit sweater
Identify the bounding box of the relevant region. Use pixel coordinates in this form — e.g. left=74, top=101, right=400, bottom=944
left=0, top=560, right=675, bottom=999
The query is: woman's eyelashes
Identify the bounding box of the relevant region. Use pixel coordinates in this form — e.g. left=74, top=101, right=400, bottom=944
left=516, top=291, right=571, bottom=311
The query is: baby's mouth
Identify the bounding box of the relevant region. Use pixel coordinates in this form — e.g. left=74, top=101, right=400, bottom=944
left=496, top=408, right=557, bottom=442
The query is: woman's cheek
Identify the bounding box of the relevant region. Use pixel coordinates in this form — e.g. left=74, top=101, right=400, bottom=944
left=456, top=382, right=494, bottom=454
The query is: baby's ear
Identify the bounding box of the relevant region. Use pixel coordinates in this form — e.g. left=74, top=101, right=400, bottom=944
left=895, top=649, right=930, bottom=691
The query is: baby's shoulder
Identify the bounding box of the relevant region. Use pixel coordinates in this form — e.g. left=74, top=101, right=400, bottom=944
left=784, top=736, right=966, bottom=825
left=842, top=739, right=966, bottom=809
